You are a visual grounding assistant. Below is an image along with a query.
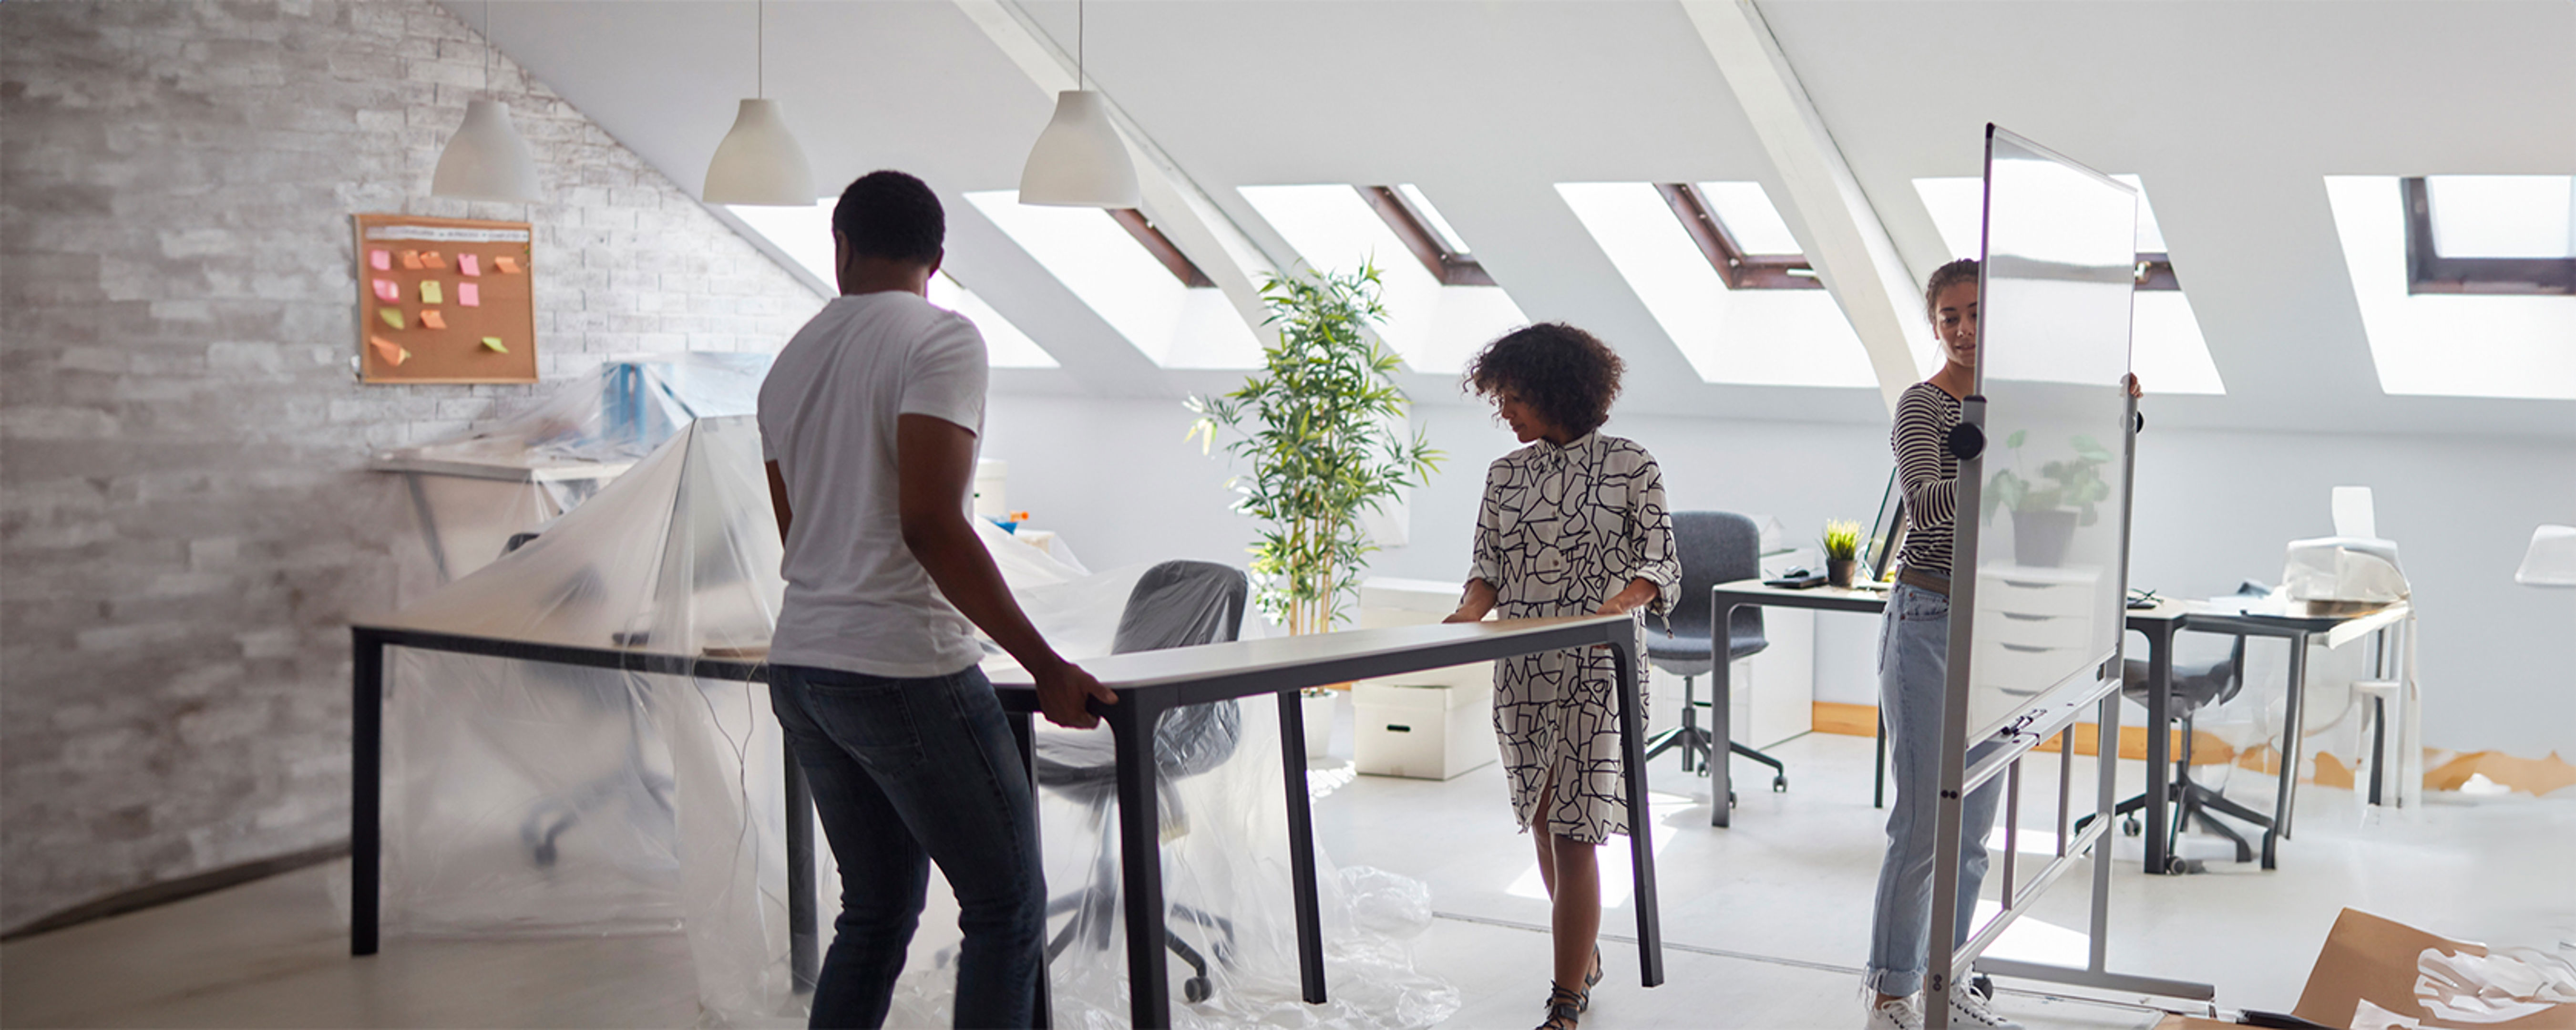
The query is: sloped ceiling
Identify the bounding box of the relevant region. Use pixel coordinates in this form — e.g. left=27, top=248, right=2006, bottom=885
left=451, top=0, right=2576, bottom=438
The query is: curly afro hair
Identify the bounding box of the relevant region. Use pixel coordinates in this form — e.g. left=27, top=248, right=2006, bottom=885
left=1464, top=322, right=1626, bottom=438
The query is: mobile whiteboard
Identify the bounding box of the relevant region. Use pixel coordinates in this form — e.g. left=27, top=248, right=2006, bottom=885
left=1953, top=126, right=2140, bottom=743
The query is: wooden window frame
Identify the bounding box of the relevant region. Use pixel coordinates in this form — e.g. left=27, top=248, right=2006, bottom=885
left=1654, top=183, right=1820, bottom=290
left=1108, top=208, right=1216, bottom=288
left=2134, top=253, right=2179, bottom=291
left=1356, top=185, right=1496, bottom=287
left=2402, top=177, right=2575, bottom=296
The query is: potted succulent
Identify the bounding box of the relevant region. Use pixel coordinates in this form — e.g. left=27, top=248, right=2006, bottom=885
left=1822, top=520, right=1862, bottom=587
left=1188, top=262, right=1442, bottom=636
left=1982, top=431, right=2113, bottom=567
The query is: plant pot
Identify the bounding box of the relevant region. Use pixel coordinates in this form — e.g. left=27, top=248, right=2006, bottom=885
left=1826, top=558, right=1857, bottom=588
left=2012, top=508, right=2079, bottom=567
left=1301, top=690, right=1337, bottom=759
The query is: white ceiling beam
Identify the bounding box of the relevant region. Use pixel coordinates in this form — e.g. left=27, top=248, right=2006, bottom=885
left=950, top=0, right=1283, bottom=350
left=1682, top=0, right=1927, bottom=415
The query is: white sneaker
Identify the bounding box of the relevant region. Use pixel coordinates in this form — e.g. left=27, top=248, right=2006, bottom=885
left=1865, top=996, right=1924, bottom=1030
left=1946, top=986, right=2024, bottom=1030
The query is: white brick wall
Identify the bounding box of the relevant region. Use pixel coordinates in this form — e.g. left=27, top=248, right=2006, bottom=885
left=0, top=0, right=827, bottom=931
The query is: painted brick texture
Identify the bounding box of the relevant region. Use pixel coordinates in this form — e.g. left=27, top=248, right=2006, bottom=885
left=0, top=0, right=825, bottom=931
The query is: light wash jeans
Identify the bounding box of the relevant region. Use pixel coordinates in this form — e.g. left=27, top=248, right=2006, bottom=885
left=770, top=664, right=1045, bottom=1029
left=1865, top=582, right=2004, bottom=997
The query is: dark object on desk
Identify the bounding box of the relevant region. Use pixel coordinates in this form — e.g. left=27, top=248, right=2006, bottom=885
left=1035, top=560, right=1249, bottom=1005
left=1762, top=569, right=1826, bottom=589
left=2238, top=1010, right=2336, bottom=1030
left=1647, top=512, right=1787, bottom=802
left=2126, top=587, right=2159, bottom=609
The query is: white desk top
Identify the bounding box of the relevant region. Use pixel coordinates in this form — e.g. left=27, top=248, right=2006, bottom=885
left=983, top=614, right=1625, bottom=690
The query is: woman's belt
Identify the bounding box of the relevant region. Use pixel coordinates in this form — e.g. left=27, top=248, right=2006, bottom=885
left=1897, top=567, right=1950, bottom=597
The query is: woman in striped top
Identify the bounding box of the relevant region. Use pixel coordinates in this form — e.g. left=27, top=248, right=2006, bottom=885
left=1862, top=259, right=2022, bottom=1030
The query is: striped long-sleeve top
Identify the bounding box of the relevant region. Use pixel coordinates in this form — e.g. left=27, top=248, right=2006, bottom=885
left=1892, top=381, right=1962, bottom=579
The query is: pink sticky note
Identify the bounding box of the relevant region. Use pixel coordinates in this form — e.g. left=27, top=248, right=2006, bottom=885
left=369, top=249, right=391, bottom=271
left=372, top=279, right=398, bottom=302
left=458, top=253, right=481, bottom=277
left=457, top=282, right=480, bottom=307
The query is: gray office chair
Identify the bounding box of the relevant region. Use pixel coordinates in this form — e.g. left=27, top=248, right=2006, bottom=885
left=2076, top=634, right=2267, bottom=873
left=1644, top=511, right=1788, bottom=804
left=1033, top=560, right=1248, bottom=1004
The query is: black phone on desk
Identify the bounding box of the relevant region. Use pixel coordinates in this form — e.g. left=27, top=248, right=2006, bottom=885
left=1764, top=568, right=1827, bottom=589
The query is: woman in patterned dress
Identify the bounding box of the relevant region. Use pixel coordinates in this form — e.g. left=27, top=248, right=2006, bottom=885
left=1442, top=323, right=1680, bottom=1030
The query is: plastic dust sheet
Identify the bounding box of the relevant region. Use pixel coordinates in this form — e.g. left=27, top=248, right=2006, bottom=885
left=370, top=414, right=1456, bottom=1029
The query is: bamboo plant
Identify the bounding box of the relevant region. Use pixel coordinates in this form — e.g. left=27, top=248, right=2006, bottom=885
left=1188, top=263, right=1441, bottom=636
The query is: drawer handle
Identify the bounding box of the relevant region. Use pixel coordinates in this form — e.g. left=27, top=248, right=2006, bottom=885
left=1386, top=724, right=1413, bottom=733
left=2000, top=612, right=2054, bottom=622
left=2000, top=643, right=2052, bottom=654
left=2000, top=579, right=2058, bottom=589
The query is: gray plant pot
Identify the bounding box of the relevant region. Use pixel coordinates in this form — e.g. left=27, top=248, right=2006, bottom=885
left=2012, top=508, right=2078, bottom=567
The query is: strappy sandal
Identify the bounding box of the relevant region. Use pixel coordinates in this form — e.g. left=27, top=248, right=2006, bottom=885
left=1537, top=983, right=1586, bottom=1030
left=1585, top=945, right=1602, bottom=994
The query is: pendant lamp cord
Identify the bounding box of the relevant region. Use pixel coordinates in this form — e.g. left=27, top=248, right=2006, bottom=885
left=1077, top=0, right=1085, bottom=90
left=757, top=0, right=765, bottom=99
left=482, top=0, right=492, bottom=95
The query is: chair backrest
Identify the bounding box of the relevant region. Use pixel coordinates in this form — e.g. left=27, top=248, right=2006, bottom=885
left=1111, top=560, right=1248, bottom=655
left=1666, top=511, right=1765, bottom=656
left=2122, top=634, right=2248, bottom=715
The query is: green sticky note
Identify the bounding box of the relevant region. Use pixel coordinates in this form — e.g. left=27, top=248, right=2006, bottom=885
left=480, top=336, right=508, bottom=353
left=379, top=308, right=404, bottom=330
left=420, top=280, right=443, bottom=305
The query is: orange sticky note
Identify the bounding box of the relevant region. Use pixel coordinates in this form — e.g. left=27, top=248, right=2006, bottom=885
left=494, top=255, right=522, bottom=275
left=457, top=282, right=480, bottom=307
left=479, top=336, right=508, bottom=353
left=419, top=280, right=442, bottom=305
left=369, top=249, right=391, bottom=271
left=378, top=308, right=404, bottom=330
left=372, top=279, right=398, bottom=302
left=419, top=309, right=446, bottom=330
left=369, top=337, right=409, bottom=366
left=399, top=250, right=422, bottom=270
left=458, top=253, right=481, bottom=277
left=422, top=251, right=447, bottom=269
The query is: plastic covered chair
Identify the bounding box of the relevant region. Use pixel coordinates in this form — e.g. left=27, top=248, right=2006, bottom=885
left=1032, top=560, right=1250, bottom=1004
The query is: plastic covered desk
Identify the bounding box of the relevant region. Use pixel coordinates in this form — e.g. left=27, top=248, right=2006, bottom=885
left=349, top=614, right=1665, bottom=1030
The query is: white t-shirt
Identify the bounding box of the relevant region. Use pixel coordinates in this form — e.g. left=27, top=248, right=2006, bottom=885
left=757, top=291, right=989, bottom=678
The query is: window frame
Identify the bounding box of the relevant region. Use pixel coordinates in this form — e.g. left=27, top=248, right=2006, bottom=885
left=1108, top=208, right=1216, bottom=288
left=1653, top=183, right=1820, bottom=290
left=2402, top=177, right=2575, bottom=296
left=1355, top=185, right=1496, bottom=287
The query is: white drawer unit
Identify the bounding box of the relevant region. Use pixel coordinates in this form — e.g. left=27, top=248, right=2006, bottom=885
left=1973, top=565, right=2104, bottom=703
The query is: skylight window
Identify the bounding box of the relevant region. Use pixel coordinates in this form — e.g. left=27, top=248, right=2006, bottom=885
left=2325, top=176, right=2576, bottom=400
left=1912, top=176, right=2225, bottom=394
left=1239, top=184, right=1529, bottom=374
left=964, top=191, right=1262, bottom=370
left=1396, top=184, right=1471, bottom=256
left=2404, top=176, right=2575, bottom=295
left=1696, top=181, right=1802, bottom=256
left=1557, top=181, right=1876, bottom=389
left=1660, top=183, right=1819, bottom=290
left=1356, top=185, right=1495, bottom=286
left=721, top=202, right=1057, bottom=369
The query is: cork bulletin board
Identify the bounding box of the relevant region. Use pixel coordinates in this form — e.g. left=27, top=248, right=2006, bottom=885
left=352, top=214, right=537, bottom=383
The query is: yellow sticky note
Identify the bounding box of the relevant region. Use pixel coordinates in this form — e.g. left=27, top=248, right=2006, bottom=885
left=369, top=337, right=408, bottom=366
left=399, top=250, right=422, bottom=270
left=457, top=282, right=480, bottom=307
left=378, top=308, right=404, bottom=330
left=419, top=309, right=446, bottom=330
left=479, top=336, right=508, bottom=353
left=494, top=255, right=522, bottom=275
left=419, top=280, right=442, bottom=305
left=422, top=251, right=448, bottom=269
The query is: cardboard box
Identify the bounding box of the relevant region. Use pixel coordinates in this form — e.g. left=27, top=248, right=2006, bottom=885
left=1353, top=680, right=1496, bottom=781
left=2292, top=909, right=2575, bottom=1030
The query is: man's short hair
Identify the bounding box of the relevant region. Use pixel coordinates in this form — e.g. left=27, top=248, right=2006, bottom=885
left=831, top=171, right=944, bottom=265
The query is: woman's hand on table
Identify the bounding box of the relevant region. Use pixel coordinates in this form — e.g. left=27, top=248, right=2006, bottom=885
left=1445, top=578, right=1499, bottom=623
left=1591, top=577, right=1661, bottom=617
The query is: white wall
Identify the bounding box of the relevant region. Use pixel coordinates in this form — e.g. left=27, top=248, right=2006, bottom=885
left=987, top=391, right=2576, bottom=759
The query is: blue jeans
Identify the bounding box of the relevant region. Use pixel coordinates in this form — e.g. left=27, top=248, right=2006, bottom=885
left=1866, top=583, right=2004, bottom=996
left=770, top=664, right=1044, bottom=1029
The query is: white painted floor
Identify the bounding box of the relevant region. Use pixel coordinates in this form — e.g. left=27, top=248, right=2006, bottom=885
left=8, top=724, right=2570, bottom=1029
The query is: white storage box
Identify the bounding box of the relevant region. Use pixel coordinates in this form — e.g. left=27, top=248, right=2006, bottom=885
left=1353, top=680, right=1496, bottom=781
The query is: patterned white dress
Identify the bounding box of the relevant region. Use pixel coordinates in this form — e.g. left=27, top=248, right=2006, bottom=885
left=1471, top=432, right=1681, bottom=844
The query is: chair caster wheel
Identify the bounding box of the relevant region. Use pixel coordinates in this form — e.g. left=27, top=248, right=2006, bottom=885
left=532, top=841, right=557, bottom=868
left=1183, top=977, right=1212, bottom=1004
left=2121, top=815, right=2141, bottom=837
left=1772, top=776, right=1787, bottom=793
left=2165, top=857, right=2190, bottom=876
left=1728, top=791, right=1738, bottom=808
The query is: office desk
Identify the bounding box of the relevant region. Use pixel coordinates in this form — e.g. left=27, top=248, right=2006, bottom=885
left=349, top=614, right=1664, bottom=1030
left=1704, top=581, right=1892, bottom=827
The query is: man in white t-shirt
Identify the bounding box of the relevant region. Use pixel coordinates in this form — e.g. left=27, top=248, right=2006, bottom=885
left=757, top=170, right=1113, bottom=1030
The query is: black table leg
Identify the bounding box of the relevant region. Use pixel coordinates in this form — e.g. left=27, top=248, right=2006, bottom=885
left=1109, top=696, right=1172, bottom=1029
left=2143, top=624, right=2176, bottom=875
left=1608, top=634, right=1664, bottom=987
left=1008, top=712, right=1051, bottom=1030
left=1708, top=599, right=1740, bottom=827
left=785, top=750, right=818, bottom=992
left=351, top=629, right=383, bottom=958
left=2263, top=635, right=2307, bottom=869
left=1275, top=691, right=1328, bottom=1004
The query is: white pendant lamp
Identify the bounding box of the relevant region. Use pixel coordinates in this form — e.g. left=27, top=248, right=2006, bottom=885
left=1017, top=0, right=1139, bottom=208
left=432, top=1, right=540, bottom=203
left=703, top=1, right=814, bottom=206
